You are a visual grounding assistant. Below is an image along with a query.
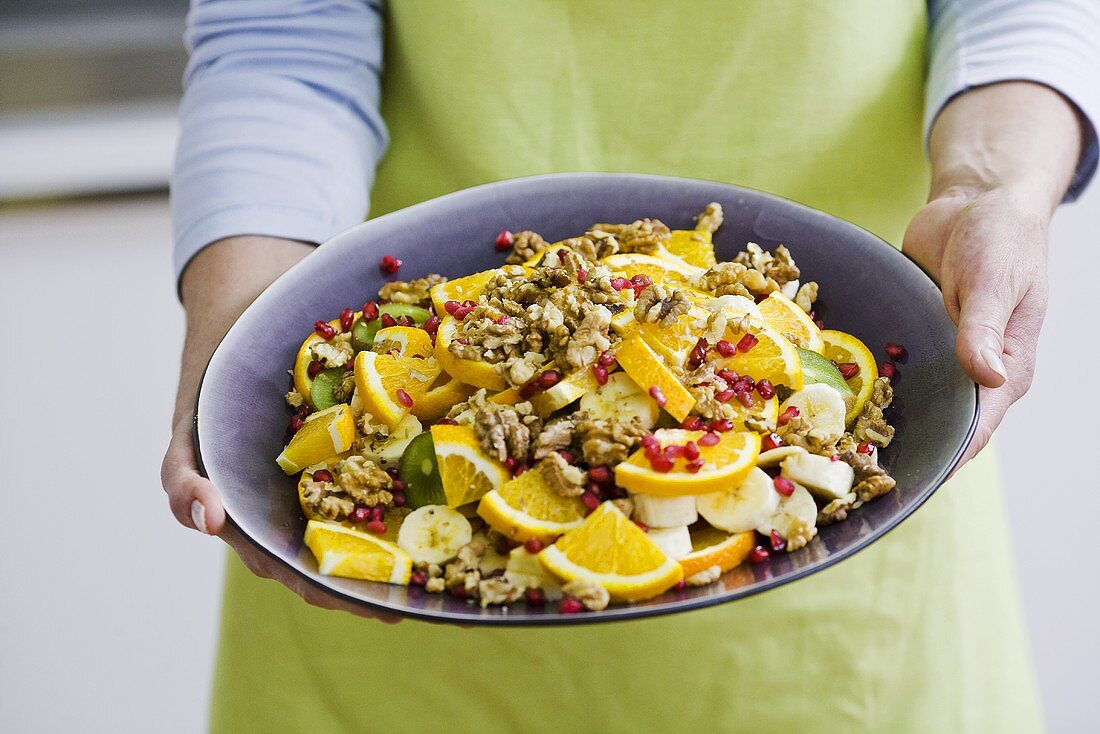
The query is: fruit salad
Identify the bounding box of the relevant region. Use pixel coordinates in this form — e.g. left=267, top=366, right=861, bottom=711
left=277, top=203, right=902, bottom=613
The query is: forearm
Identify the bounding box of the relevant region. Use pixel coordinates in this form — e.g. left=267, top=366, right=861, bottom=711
left=928, top=81, right=1084, bottom=210
left=173, top=236, right=313, bottom=425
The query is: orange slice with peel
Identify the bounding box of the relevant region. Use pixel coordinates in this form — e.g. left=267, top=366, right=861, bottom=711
left=613, top=428, right=760, bottom=497
left=433, top=316, right=508, bottom=391
left=820, top=329, right=879, bottom=424
left=429, top=268, right=499, bottom=317
left=353, top=350, right=442, bottom=429
left=758, top=291, right=824, bottom=352
left=477, top=463, right=587, bottom=542
left=276, top=404, right=356, bottom=474
left=372, top=325, right=433, bottom=358
left=538, top=502, right=684, bottom=602
left=303, top=520, right=412, bottom=584
left=409, top=378, right=477, bottom=422
left=292, top=317, right=346, bottom=404
left=678, top=526, right=755, bottom=578
left=614, top=334, right=695, bottom=421
left=430, top=423, right=510, bottom=508
left=714, top=322, right=804, bottom=391
left=600, top=252, right=704, bottom=290
left=662, top=229, right=717, bottom=269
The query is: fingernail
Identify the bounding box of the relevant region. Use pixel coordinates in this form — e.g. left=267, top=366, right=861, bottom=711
left=191, top=500, right=209, bottom=534
left=980, top=348, right=1007, bottom=381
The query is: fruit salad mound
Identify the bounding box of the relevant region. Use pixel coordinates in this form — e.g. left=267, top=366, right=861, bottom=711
left=277, top=202, right=902, bottom=613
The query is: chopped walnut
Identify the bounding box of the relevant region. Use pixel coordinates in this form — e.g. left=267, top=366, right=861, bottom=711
left=685, top=565, right=722, bottom=587
left=743, top=415, right=776, bottom=434
left=505, top=231, right=551, bottom=265
left=563, top=305, right=613, bottom=371
left=562, top=579, right=611, bottom=611
left=817, top=492, right=857, bottom=526
left=841, top=450, right=897, bottom=502
left=794, top=281, right=819, bottom=313
left=300, top=480, right=355, bottom=521
left=778, top=412, right=840, bottom=455
left=540, top=452, right=586, bottom=497
left=633, top=284, right=691, bottom=326
left=443, top=541, right=485, bottom=595
left=378, top=273, right=446, bottom=308
left=310, top=333, right=354, bottom=368
left=478, top=576, right=525, bottom=607
left=852, top=377, right=895, bottom=447
left=332, top=455, right=394, bottom=506
left=284, top=389, right=305, bottom=409
left=733, top=243, right=800, bottom=286
left=331, top=370, right=356, bottom=403
left=590, top=218, right=671, bottom=254
left=533, top=416, right=577, bottom=459
left=416, top=562, right=446, bottom=593
left=695, top=261, right=779, bottom=300
left=496, top=354, right=544, bottom=387
left=784, top=518, right=817, bottom=551
left=551, top=233, right=619, bottom=262
left=694, top=202, right=724, bottom=234
left=473, top=401, right=541, bottom=463
left=574, top=413, right=647, bottom=467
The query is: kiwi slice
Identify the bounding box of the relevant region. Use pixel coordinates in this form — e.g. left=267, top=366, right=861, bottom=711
left=796, top=347, right=856, bottom=412
left=309, top=367, right=347, bottom=410
left=352, top=303, right=433, bottom=352
left=398, top=431, right=447, bottom=508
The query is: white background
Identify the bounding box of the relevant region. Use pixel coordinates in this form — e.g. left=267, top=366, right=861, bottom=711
left=0, top=186, right=1097, bottom=732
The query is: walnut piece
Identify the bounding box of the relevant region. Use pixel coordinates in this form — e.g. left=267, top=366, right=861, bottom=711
left=474, top=402, right=541, bottom=463
left=633, top=284, right=691, bottom=326
left=733, top=243, right=800, bottom=286
left=505, top=231, right=550, bottom=265
left=533, top=416, right=576, bottom=459
left=300, top=479, right=355, bottom=521
left=284, top=389, right=305, bottom=408
left=333, top=455, right=394, bottom=507
left=310, top=334, right=354, bottom=368
left=478, top=576, right=525, bottom=607
left=562, top=579, right=611, bottom=611
left=443, top=541, right=485, bottom=595
left=590, top=218, right=671, bottom=254
left=794, top=281, right=819, bottom=313
left=778, top=412, right=840, bottom=455
left=694, top=202, right=724, bottom=234
left=574, top=414, right=647, bottom=467
left=784, top=518, right=817, bottom=551
left=817, top=492, right=857, bottom=526
left=540, top=452, right=586, bottom=497
left=378, top=273, right=446, bottom=307
left=841, top=450, right=897, bottom=502
left=852, top=377, right=895, bottom=447
left=695, top=261, right=779, bottom=300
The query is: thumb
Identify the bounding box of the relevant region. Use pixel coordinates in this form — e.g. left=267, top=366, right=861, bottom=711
left=955, top=287, right=1011, bottom=389
left=161, top=412, right=228, bottom=535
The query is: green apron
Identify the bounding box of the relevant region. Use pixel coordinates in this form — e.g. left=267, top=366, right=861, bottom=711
left=211, top=2, right=1043, bottom=731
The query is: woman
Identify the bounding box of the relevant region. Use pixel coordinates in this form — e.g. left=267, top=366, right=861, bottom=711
left=162, top=1, right=1098, bottom=730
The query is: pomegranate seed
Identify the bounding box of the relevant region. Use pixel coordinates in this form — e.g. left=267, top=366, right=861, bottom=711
left=641, top=434, right=660, bottom=451
left=633, top=519, right=649, bottom=532
left=365, top=519, right=386, bottom=535
left=395, top=388, right=414, bottom=407
left=837, top=362, right=859, bottom=379
left=495, top=229, right=514, bottom=251
left=423, top=315, right=440, bottom=336
left=534, top=370, right=559, bottom=389
left=598, top=350, right=617, bottom=367
left=380, top=312, right=397, bottom=328
left=830, top=454, right=841, bottom=462
left=525, top=587, right=544, bottom=605
left=386, top=467, right=401, bottom=478
left=593, top=363, right=609, bottom=385
left=710, top=418, right=734, bottom=433
left=524, top=538, right=544, bottom=554
left=444, top=300, right=461, bottom=315
left=455, top=337, right=469, bottom=345
left=450, top=585, right=468, bottom=599
left=737, top=391, right=755, bottom=408
left=588, top=466, right=612, bottom=484
left=503, top=457, right=518, bottom=472
left=684, top=441, right=700, bottom=461
left=289, top=415, right=305, bottom=433
left=885, top=342, right=907, bottom=361
left=778, top=406, right=800, bottom=426
left=761, top=433, right=784, bottom=451
left=881, top=362, right=897, bottom=380
left=379, top=255, right=402, bottom=274
left=392, top=490, right=407, bottom=507
left=390, top=478, right=406, bottom=492
left=699, top=432, right=721, bottom=447
left=514, top=462, right=530, bottom=476
left=733, top=375, right=756, bottom=392
left=582, top=492, right=600, bottom=511
left=685, top=459, right=704, bottom=473
left=770, top=530, right=787, bottom=552
left=518, top=383, right=537, bottom=400
left=577, top=269, right=588, bottom=283
left=410, top=570, right=427, bottom=587
left=687, top=338, right=708, bottom=368
left=492, top=315, right=510, bottom=326
left=338, top=308, right=355, bottom=332
left=610, top=277, right=631, bottom=291
left=399, top=315, right=416, bottom=327
left=367, top=506, right=383, bottom=522
left=649, top=386, right=667, bottom=407
left=773, top=476, right=795, bottom=497
left=587, top=481, right=605, bottom=498
left=718, top=368, right=739, bottom=383
left=361, top=300, right=379, bottom=321
left=756, top=379, right=775, bottom=399
left=307, top=360, right=324, bottom=378
left=857, top=442, right=874, bottom=454
left=351, top=506, right=371, bottom=523
left=312, top=469, right=334, bottom=484
left=557, top=450, right=575, bottom=465
left=748, top=546, right=770, bottom=564
left=736, top=333, right=759, bottom=353
left=295, top=404, right=312, bottom=417
left=436, top=417, right=458, bottom=425
left=815, top=320, right=826, bottom=330
left=631, top=274, right=652, bottom=287
left=651, top=455, right=675, bottom=473
left=680, top=416, right=704, bottom=430
left=313, top=321, right=336, bottom=340
left=715, top=340, right=737, bottom=357
left=674, top=580, right=687, bottom=591
left=559, top=598, right=584, bottom=614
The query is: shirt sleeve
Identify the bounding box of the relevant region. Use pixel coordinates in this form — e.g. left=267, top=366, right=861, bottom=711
left=926, top=0, right=1100, bottom=200
left=170, top=0, right=388, bottom=282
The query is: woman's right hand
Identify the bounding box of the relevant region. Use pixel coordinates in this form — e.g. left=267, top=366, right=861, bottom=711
left=160, top=236, right=399, bottom=623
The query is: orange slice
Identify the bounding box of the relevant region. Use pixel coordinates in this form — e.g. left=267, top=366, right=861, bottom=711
left=715, top=322, right=804, bottom=391
left=409, top=378, right=478, bottom=422
left=292, top=318, right=345, bottom=403
left=613, top=428, right=760, bottom=496
left=758, top=291, right=824, bottom=352
left=433, top=316, right=508, bottom=391
left=600, top=252, right=704, bottom=290
left=429, top=268, right=501, bottom=317
left=820, top=329, right=879, bottom=424
left=477, top=463, right=587, bottom=542
left=530, top=368, right=599, bottom=417
left=430, top=423, right=510, bottom=507
left=353, top=350, right=442, bottom=429
left=371, top=325, right=433, bottom=358
left=538, top=502, right=684, bottom=601
left=276, top=404, right=356, bottom=474
left=727, top=394, right=780, bottom=432
left=303, top=520, right=412, bottom=584
left=662, top=229, right=717, bottom=269
left=678, top=526, right=755, bottom=578
left=614, top=334, right=695, bottom=421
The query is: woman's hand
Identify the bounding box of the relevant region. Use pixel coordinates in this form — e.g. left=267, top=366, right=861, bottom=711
left=903, top=82, right=1084, bottom=464
left=160, top=235, right=399, bottom=622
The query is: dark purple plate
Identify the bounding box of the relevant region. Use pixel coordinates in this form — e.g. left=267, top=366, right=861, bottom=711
left=195, top=173, right=977, bottom=625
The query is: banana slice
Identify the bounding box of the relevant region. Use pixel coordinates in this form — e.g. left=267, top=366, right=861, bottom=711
left=696, top=467, right=780, bottom=533
left=396, top=505, right=472, bottom=565
left=578, top=371, right=660, bottom=430
left=779, top=384, right=847, bottom=438
left=632, top=493, right=698, bottom=528
left=755, top=445, right=808, bottom=468
left=709, top=294, right=764, bottom=321
left=646, top=526, right=693, bottom=559
left=757, top=484, right=818, bottom=548
left=781, top=452, right=855, bottom=500
left=504, top=547, right=564, bottom=600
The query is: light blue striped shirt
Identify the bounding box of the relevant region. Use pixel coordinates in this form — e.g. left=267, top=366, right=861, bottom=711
left=171, top=0, right=1100, bottom=280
